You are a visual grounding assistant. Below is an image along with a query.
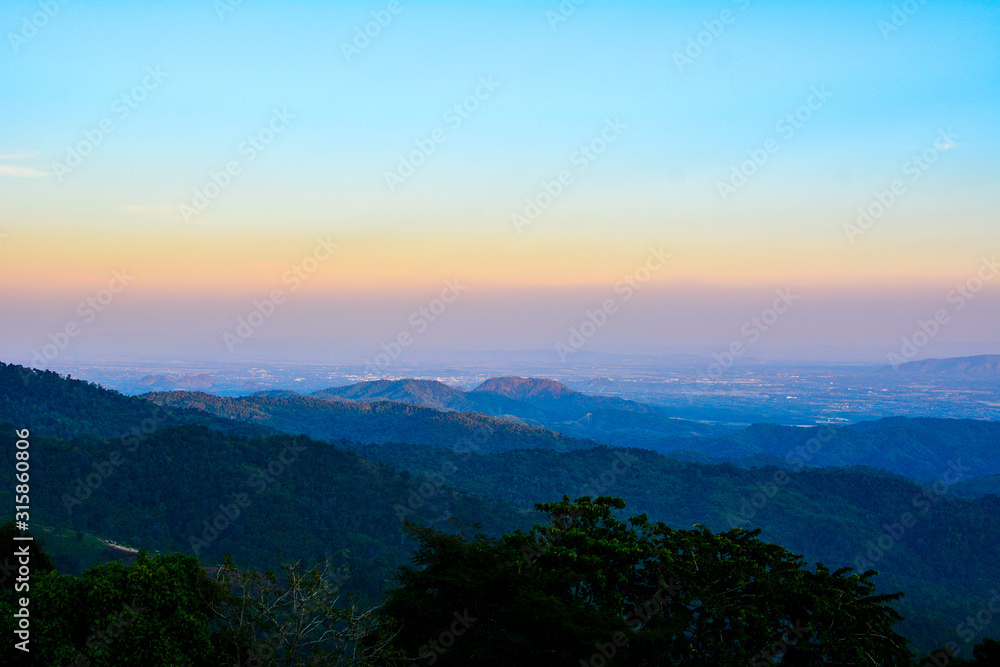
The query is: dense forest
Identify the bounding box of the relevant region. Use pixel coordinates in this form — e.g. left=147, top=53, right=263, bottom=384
left=146, top=378, right=1000, bottom=481
left=143, top=389, right=598, bottom=453
left=3, top=507, right=999, bottom=665
left=3, top=362, right=1000, bottom=660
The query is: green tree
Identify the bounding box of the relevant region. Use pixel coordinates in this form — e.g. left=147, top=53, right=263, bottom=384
left=1, top=551, right=225, bottom=665
left=383, top=496, right=915, bottom=666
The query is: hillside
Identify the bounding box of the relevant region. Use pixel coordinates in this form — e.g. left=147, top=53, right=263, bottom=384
left=1, top=423, right=533, bottom=601
left=680, top=418, right=1000, bottom=481
left=6, top=362, right=1000, bottom=653
left=312, top=376, right=733, bottom=443
left=141, top=390, right=599, bottom=453
left=312, top=378, right=542, bottom=417
left=953, top=473, right=1000, bottom=498
left=895, top=354, right=1000, bottom=376
left=471, top=376, right=659, bottom=417
left=0, top=362, right=273, bottom=441
left=347, top=440, right=1000, bottom=654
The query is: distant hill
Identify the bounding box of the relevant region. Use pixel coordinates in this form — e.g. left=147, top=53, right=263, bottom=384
left=313, top=378, right=464, bottom=409
left=312, top=378, right=538, bottom=417
left=471, top=376, right=656, bottom=416
left=284, top=377, right=1000, bottom=481
left=473, top=376, right=576, bottom=400
left=141, top=391, right=598, bottom=453
left=137, top=373, right=215, bottom=391
left=894, top=354, right=1000, bottom=375
left=311, top=376, right=733, bottom=444
left=680, top=417, right=1000, bottom=481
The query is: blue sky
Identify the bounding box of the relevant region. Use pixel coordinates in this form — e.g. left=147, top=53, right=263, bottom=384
left=1, top=0, right=997, bottom=363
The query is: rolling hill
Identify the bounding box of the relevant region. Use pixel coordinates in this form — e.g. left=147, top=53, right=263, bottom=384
left=5, top=361, right=1000, bottom=653
left=681, top=418, right=1000, bottom=481
left=311, top=376, right=734, bottom=443
left=894, top=354, right=1000, bottom=376
left=141, top=390, right=599, bottom=453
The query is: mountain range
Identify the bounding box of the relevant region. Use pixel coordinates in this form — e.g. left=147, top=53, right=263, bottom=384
left=3, top=361, right=999, bottom=654
left=143, top=376, right=1000, bottom=481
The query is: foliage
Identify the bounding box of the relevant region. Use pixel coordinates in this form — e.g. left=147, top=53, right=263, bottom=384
left=355, top=441, right=1000, bottom=654
left=1, top=422, right=533, bottom=602
left=1, top=552, right=225, bottom=665
left=383, top=496, right=915, bottom=666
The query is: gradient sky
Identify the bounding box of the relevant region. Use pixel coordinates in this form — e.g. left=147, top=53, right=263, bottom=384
left=1, top=0, right=998, bottom=364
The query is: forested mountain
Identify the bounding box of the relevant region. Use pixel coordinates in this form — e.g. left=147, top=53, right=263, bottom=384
left=4, top=361, right=1000, bottom=655
left=953, top=473, right=1000, bottom=498
left=145, top=381, right=1000, bottom=482
left=685, top=418, right=1000, bottom=481
left=2, top=422, right=533, bottom=601
left=894, top=354, right=1000, bottom=376
left=141, top=390, right=599, bottom=453
left=0, top=362, right=272, bottom=441
left=311, top=377, right=736, bottom=450
left=312, top=376, right=658, bottom=420
left=345, top=441, right=1000, bottom=653
left=312, top=378, right=507, bottom=413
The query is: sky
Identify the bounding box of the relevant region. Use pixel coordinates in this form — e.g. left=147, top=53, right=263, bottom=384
left=1, top=0, right=998, bottom=365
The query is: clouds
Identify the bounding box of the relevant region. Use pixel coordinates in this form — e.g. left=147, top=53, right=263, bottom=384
left=0, top=151, right=48, bottom=178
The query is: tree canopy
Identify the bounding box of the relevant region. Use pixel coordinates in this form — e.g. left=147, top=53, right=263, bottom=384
left=383, top=496, right=915, bottom=666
